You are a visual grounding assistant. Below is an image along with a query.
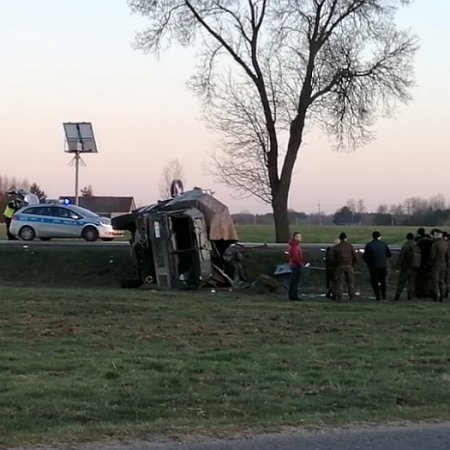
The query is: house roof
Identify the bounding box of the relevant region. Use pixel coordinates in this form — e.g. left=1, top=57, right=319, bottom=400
left=59, top=196, right=135, bottom=213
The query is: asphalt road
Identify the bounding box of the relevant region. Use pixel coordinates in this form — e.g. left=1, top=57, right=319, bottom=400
left=0, top=240, right=401, bottom=251
left=0, top=239, right=130, bottom=248
left=29, top=422, right=450, bottom=450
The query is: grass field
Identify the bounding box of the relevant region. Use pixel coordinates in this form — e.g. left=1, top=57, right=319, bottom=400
left=235, top=224, right=421, bottom=245
left=1, top=285, right=450, bottom=447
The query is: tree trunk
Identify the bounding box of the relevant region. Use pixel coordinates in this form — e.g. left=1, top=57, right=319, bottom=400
left=271, top=114, right=306, bottom=243
left=272, top=190, right=290, bottom=243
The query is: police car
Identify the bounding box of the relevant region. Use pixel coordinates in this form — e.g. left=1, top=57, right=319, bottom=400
left=10, top=203, right=124, bottom=241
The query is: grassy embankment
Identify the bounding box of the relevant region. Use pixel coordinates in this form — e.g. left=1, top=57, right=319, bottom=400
left=1, top=285, right=450, bottom=447
left=0, top=223, right=414, bottom=291
left=0, top=228, right=402, bottom=295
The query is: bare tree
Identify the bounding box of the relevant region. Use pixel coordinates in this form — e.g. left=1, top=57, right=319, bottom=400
left=29, top=183, right=47, bottom=201
left=129, top=0, right=417, bottom=241
left=403, top=197, right=428, bottom=216
left=356, top=199, right=367, bottom=214
left=81, top=185, right=94, bottom=197
left=389, top=203, right=404, bottom=216
left=429, top=194, right=446, bottom=211
left=158, top=159, right=185, bottom=199
left=346, top=198, right=366, bottom=214
left=346, top=199, right=357, bottom=213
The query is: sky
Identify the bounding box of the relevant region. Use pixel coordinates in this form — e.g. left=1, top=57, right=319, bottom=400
left=1, top=0, right=450, bottom=215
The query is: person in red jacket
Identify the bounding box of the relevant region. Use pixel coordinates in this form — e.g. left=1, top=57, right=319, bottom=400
left=288, top=231, right=304, bottom=301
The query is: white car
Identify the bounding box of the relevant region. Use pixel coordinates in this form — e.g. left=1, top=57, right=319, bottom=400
left=10, top=203, right=124, bottom=241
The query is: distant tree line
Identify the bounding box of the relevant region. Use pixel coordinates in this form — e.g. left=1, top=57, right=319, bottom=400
left=233, top=195, right=450, bottom=227
left=333, top=196, right=450, bottom=227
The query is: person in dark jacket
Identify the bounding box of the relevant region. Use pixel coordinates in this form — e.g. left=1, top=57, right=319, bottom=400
left=288, top=231, right=304, bottom=301
left=363, top=231, right=392, bottom=301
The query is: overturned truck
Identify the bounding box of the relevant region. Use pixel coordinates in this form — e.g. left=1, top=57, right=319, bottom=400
left=112, top=188, right=239, bottom=289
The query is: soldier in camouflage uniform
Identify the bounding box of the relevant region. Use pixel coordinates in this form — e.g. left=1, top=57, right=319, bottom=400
left=393, top=232, right=421, bottom=301
left=429, top=229, right=449, bottom=302
left=331, top=232, right=357, bottom=301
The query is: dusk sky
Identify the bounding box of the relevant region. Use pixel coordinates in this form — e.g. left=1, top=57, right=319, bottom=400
left=1, top=1, right=449, bottom=214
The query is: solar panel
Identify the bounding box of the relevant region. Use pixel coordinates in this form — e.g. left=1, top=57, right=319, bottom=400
left=63, top=122, right=98, bottom=153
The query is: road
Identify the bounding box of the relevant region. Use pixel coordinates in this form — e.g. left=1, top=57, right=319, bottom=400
left=0, top=240, right=401, bottom=251
left=20, top=422, right=449, bottom=450
left=0, top=239, right=130, bottom=248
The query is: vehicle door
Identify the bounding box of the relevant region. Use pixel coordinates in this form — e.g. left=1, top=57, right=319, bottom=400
left=188, top=211, right=213, bottom=281
left=50, top=207, right=82, bottom=237
left=19, top=206, right=54, bottom=237
left=168, top=208, right=212, bottom=287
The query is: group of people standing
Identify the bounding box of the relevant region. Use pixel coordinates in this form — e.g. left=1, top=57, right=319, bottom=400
left=324, top=231, right=392, bottom=301
left=405, top=227, right=449, bottom=302
left=385, top=227, right=449, bottom=303
left=288, top=228, right=449, bottom=302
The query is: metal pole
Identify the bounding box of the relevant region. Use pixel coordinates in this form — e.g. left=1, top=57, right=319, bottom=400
left=75, top=151, right=80, bottom=206
left=74, top=124, right=84, bottom=206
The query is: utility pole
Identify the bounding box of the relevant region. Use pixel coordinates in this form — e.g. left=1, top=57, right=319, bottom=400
left=318, top=201, right=323, bottom=225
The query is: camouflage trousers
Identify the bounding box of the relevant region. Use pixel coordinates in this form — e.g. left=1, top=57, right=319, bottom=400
left=395, top=267, right=417, bottom=300
left=333, top=264, right=355, bottom=299
left=430, top=266, right=447, bottom=301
